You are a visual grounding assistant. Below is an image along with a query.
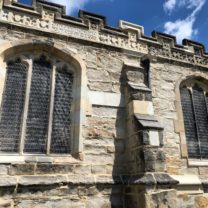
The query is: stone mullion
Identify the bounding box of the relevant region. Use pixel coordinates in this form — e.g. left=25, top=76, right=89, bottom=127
left=190, top=87, right=202, bottom=159
left=46, top=64, right=56, bottom=155
left=19, top=59, right=32, bottom=155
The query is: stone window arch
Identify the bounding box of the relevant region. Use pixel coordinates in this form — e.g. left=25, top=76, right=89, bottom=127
left=178, top=77, right=208, bottom=159
left=0, top=52, right=76, bottom=155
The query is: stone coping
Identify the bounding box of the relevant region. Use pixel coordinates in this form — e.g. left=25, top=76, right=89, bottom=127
left=134, top=114, right=164, bottom=130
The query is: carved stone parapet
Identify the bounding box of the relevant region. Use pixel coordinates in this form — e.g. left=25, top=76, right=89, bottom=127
left=1, top=0, right=208, bottom=69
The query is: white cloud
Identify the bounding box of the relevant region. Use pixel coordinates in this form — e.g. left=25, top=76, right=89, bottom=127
left=163, top=0, right=177, bottom=13
left=164, top=17, right=197, bottom=43
left=178, top=0, right=205, bottom=9
left=47, top=0, right=89, bottom=15
left=163, top=0, right=205, bottom=13
left=47, top=0, right=114, bottom=15
left=163, top=0, right=206, bottom=43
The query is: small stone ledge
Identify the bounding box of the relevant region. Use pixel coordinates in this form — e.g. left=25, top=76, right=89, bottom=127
left=19, top=175, right=68, bottom=186
left=0, top=176, right=17, bottom=187
left=188, top=159, right=208, bottom=167
left=154, top=174, right=179, bottom=185
left=126, top=174, right=178, bottom=186
left=128, top=83, right=152, bottom=92
left=0, top=175, right=123, bottom=187
left=129, top=174, right=155, bottom=186
left=0, top=155, right=80, bottom=164
left=68, top=175, right=95, bottom=185
left=171, top=175, right=201, bottom=186
left=0, top=174, right=179, bottom=187
left=134, top=114, right=164, bottom=130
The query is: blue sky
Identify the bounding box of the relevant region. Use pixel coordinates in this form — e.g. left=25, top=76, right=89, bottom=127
left=18, top=0, right=208, bottom=50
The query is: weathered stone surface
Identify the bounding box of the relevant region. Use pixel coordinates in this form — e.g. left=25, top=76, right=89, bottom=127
left=9, top=164, right=35, bottom=175
left=0, top=200, right=13, bottom=208
left=0, top=176, right=17, bottom=187
left=36, top=164, right=74, bottom=174
left=92, top=165, right=107, bottom=174
left=145, top=189, right=178, bottom=208
left=154, top=174, right=179, bottom=185
left=1, top=1, right=208, bottom=207
left=195, top=196, right=208, bottom=208
left=95, top=176, right=114, bottom=185
left=130, top=174, right=155, bottom=185
left=143, top=148, right=156, bottom=172
left=68, top=175, right=95, bottom=185
left=86, top=197, right=111, bottom=208
left=126, top=70, right=144, bottom=84
left=16, top=199, right=85, bottom=208
left=0, top=165, right=8, bottom=175
left=74, top=165, right=91, bottom=174
left=177, top=193, right=195, bottom=208
left=19, top=175, right=67, bottom=186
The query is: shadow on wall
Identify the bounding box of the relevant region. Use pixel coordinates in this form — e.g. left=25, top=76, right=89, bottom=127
left=109, top=66, right=127, bottom=208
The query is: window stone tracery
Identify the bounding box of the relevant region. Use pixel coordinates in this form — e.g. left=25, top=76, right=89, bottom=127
left=180, top=79, right=208, bottom=159
left=0, top=54, right=74, bottom=155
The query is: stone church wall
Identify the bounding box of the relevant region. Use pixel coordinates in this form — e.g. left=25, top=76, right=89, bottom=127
left=0, top=0, right=208, bottom=207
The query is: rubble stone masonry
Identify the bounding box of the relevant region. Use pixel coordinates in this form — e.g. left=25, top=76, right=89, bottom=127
left=0, top=0, right=208, bottom=207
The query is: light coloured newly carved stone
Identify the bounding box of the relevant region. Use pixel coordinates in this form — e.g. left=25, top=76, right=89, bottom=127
left=149, top=130, right=160, bottom=147
left=171, top=175, right=201, bottom=185
left=89, top=91, right=125, bottom=107
left=128, top=100, right=154, bottom=116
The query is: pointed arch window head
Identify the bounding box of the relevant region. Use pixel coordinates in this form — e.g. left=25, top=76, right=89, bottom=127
left=180, top=80, right=208, bottom=159
left=0, top=54, right=74, bottom=155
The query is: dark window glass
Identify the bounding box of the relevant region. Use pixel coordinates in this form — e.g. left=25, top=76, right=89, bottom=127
left=192, top=84, right=208, bottom=158
left=50, top=68, right=73, bottom=154
left=0, top=55, right=74, bottom=155
left=0, top=61, right=27, bottom=152
left=180, top=86, right=200, bottom=158
left=24, top=56, right=51, bottom=153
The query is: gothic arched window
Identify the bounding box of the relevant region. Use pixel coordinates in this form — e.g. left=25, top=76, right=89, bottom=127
left=180, top=81, right=208, bottom=159
left=0, top=54, right=74, bottom=155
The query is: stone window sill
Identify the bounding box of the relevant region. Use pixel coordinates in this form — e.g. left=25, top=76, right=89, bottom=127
left=188, top=159, right=208, bottom=167
left=0, top=155, right=80, bottom=164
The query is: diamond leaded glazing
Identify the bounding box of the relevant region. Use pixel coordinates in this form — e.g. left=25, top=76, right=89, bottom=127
left=0, top=55, right=74, bottom=154
left=50, top=68, right=73, bottom=154
left=180, top=83, right=208, bottom=159
left=24, top=56, right=52, bottom=153
left=0, top=60, right=27, bottom=152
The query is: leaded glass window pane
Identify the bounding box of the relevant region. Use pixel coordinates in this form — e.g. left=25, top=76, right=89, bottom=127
left=0, top=55, right=74, bottom=155
left=180, top=86, right=200, bottom=158
left=24, top=56, right=52, bottom=153
left=0, top=60, right=27, bottom=152
left=192, top=84, right=208, bottom=159
left=50, top=68, right=73, bottom=154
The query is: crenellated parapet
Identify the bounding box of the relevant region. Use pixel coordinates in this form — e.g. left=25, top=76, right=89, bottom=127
left=0, top=0, right=208, bottom=68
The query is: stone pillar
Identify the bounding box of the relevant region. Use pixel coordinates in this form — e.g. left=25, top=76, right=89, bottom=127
left=123, top=59, right=178, bottom=208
